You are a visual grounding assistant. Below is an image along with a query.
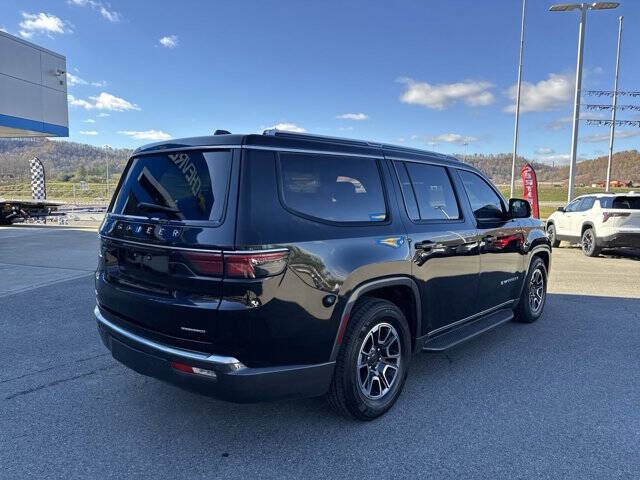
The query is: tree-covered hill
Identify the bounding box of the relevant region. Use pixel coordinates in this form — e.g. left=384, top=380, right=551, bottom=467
left=0, top=138, right=638, bottom=186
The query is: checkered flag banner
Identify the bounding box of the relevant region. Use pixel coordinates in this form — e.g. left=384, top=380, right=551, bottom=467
left=30, top=157, right=46, bottom=200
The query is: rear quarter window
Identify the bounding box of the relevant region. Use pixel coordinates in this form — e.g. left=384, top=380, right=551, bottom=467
left=278, top=153, right=387, bottom=223
left=111, top=150, right=232, bottom=223
left=612, top=196, right=640, bottom=209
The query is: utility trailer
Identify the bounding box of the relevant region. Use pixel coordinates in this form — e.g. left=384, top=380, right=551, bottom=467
left=0, top=199, right=64, bottom=225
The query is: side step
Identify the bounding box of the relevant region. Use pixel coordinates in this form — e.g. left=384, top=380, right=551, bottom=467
left=423, top=309, right=514, bottom=352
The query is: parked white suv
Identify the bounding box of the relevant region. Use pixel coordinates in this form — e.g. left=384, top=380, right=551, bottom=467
left=546, top=192, right=640, bottom=257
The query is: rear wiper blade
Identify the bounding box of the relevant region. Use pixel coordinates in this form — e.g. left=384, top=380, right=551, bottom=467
left=137, top=202, right=180, bottom=214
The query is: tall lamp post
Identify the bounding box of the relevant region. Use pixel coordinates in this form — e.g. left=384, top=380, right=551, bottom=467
left=549, top=2, right=620, bottom=203
left=605, top=15, right=623, bottom=192
left=510, top=0, right=526, bottom=200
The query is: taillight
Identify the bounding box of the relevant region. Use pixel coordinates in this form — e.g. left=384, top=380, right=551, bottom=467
left=183, top=250, right=288, bottom=278
left=225, top=251, right=289, bottom=279
left=183, top=251, right=224, bottom=276
left=603, top=212, right=630, bottom=223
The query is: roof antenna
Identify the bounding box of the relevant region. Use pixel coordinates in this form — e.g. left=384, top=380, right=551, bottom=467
left=213, top=129, right=231, bottom=135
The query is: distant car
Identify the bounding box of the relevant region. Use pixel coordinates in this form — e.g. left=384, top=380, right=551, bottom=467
left=546, top=192, right=640, bottom=257
left=95, top=130, right=550, bottom=420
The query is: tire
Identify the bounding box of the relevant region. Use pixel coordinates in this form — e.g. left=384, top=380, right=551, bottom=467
left=514, top=257, right=547, bottom=323
left=546, top=223, right=560, bottom=248
left=581, top=228, right=601, bottom=257
left=327, top=298, right=411, bottom=420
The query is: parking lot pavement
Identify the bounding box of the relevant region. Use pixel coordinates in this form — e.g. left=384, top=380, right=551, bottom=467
left=1, top=228, right=639, bottom=479
left=0, top=226, right=98, bottom=297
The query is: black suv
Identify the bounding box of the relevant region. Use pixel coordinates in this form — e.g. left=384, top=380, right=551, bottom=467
left=95, top=130, right=551, bottom=419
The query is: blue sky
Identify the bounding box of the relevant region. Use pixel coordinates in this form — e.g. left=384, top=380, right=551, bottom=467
left=1, top=0, right=638, bottom=163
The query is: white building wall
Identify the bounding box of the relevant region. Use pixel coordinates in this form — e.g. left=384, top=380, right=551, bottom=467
left=0, top=31, right=68, bottom=137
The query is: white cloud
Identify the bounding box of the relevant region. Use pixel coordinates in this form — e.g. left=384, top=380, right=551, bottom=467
left=544, top=116, right=572, bottom=131
left=67, top=72, right=106, bottom=88
left=336, top=113, right=368, bottom=121
left=398, top=78, right=495, bottom=110
left=338, top=126, right=354, bottom=131
left=97, top=113, right=110, bottom=117
left=267, top=123, right=306, bottom=133
left=159, top=35, right=178, bottom=48
left=98, top=5, right=120, bottom=22
left=67, top=94, right=94, bottom=109
left=79, top=130, right=98, bottom=135
left=67, top=0, right=120, bottom=23
left=118, top=130, right=172, bottom=141
left=91, top=92, right=139, bottom=111
left=0, top=26, right=7, bottom=33
left=84, top=118, right=96, bottom=123
left=505, top=73, right=573, bottom=113
left=19, top=12, right=72, bottom=38
left=535, top=147, right=555, bottom=155
left=68, top=92, right=140, bottom=111
left=67, top=72, right=87, bottom=86
left=582, top=130, right=640, bottom=143
left=428, top=133, right=479, bottom=145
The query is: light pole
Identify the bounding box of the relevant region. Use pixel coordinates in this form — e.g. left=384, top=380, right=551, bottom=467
left=105, top=158, right=110, bottom=196
left=605, top=15, right=623, bottom=192
left=510, top=0, right=526, bottom=200
left=549, top=2, right=620, bottom=202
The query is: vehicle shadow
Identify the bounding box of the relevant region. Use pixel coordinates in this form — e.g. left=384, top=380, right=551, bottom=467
left=562, top=244, right=640, bottom=260
left=107, top=292, right=640, bottom=470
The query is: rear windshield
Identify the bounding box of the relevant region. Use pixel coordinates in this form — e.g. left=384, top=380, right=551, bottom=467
left=611, top=196, right=640, bottom=210
left=111, top=150, right=232, bottom=222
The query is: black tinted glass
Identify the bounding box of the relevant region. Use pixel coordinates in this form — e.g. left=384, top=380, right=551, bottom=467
left=612, top=196, right=640, bottom=209
left=405, top=163, right=460, bottom=220
left=458, top=170, right=504, bottom=220
left=279, top=153, right=386, bottom=223
left=111, top=150, right=232, bottom=222
left=394, top=161, right=420, bottom=221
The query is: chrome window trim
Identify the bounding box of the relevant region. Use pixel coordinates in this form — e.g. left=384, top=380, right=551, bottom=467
left=385, top=155, right=466, bottom=171
left=99, top=235, right=222, bottom=253
left=243, top=145, right=385, bottom=159
left=99, top=234, right=288, bottom=255
left=95, top=306, right=245, bottom=367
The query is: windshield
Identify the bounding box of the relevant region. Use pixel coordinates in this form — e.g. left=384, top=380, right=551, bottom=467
left=110, top=150, right=232, bottom=222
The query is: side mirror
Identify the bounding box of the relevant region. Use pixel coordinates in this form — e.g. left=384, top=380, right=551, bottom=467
left=509, top=198, right=531, bottom=219
left=556, top=206, right=565, bottom=212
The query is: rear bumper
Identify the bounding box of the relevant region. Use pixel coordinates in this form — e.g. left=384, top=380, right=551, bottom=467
left=95, top=306, right=335, bottom=403
left=597, top=232, right=640, bottom=249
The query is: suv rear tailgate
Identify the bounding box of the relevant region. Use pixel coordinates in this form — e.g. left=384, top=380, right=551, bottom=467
left=97, top=148, right=241, bottom=353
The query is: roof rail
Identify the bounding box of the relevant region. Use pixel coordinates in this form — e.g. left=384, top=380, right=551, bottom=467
left=262, top=129, right=376, bottom=147
left=261, top=129, right=459, bottom=162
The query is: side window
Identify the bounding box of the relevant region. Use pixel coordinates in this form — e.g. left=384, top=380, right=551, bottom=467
left=278, top=153, right=387, bottom=223
left=458, top=170, right=505, bottom=220
left=393, top=162, right=420, bottom=221
left=564, top=199, right=582, bottom=212
left=579, top=197, right=595, bottom=211
left=402, top=162, right=460, bottom=220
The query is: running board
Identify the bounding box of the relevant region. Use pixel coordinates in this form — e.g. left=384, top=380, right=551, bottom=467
left=423, top=309, right=514, bottom=352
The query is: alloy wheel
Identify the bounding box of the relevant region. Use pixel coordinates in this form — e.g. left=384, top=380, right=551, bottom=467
left=582, top=230, right=594, bottom=254
left=528, top=267, right=545, bottom=314
left=356, top=322, right=401, bottom=400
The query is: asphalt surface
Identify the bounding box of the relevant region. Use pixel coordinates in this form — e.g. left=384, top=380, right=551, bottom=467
left=1, top=226, right=639, bottom=479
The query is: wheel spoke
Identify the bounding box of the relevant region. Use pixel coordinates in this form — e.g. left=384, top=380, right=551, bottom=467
left=356, top=322, right=402, bottom=400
